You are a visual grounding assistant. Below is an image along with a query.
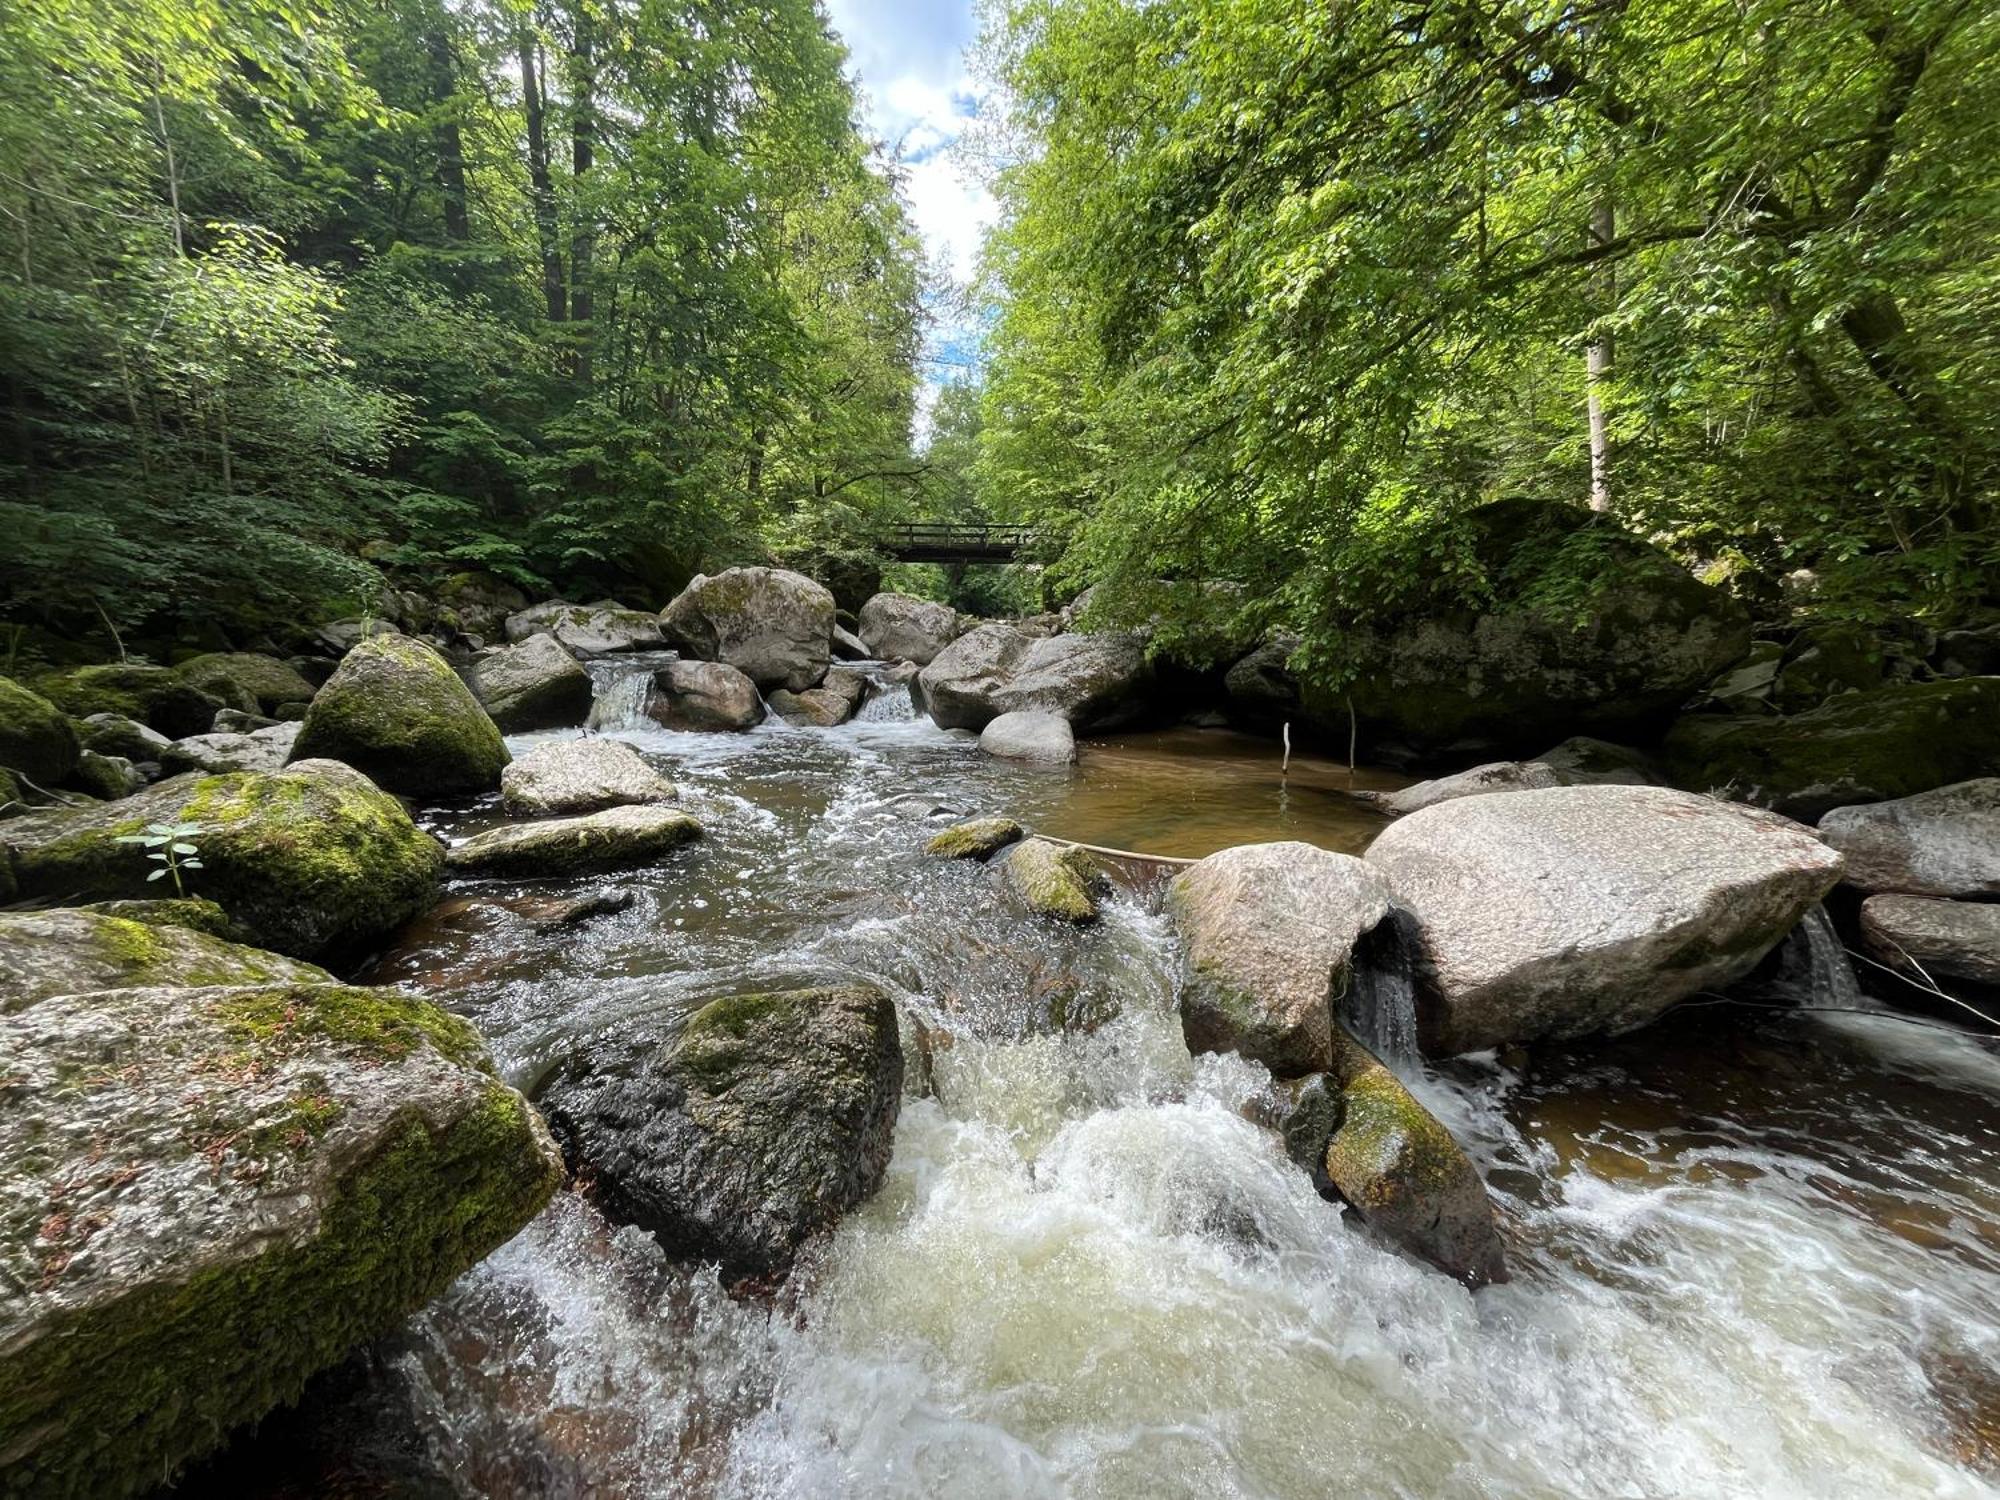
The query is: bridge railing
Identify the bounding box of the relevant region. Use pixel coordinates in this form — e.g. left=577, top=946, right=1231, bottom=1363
left=881, top=522, right=1039, bottom=561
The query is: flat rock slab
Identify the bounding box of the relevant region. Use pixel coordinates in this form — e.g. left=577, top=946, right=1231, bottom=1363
left=0, top=982, right=560, bottom=1498
left=1365, top=784, right=1844, bottom=1056
left=500, top=738, right=676, bottom=816
left=537, top=984, right=902, bottom=1284
left=1818, top=778, right=2000, bottom=898
left=1860, top=895, right=2000, bottom=988
left=0, top=909, right=329, bottom=1012
left=159, top=723, right=299, bottom=776
left=447, top=804, right=702, bottom=878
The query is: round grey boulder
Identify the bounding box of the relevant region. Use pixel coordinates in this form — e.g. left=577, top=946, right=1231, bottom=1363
left=661, top=567, right=835, bottom=692
left=645, top=659, right=765, bottom=731
left=980, top=710, right=1077, bottom=765
left=1859, top=895, right=2000, bottom=988
left=857, top=592, right=959, bottom=665
left=500, top=738, right=677, bottom=816
left=918, top=625, right=1152, bottom=733
left=1818, top=778, right=2000, bottom=898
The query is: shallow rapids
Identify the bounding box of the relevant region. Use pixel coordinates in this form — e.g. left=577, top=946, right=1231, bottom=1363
left=342, top=681, right=2000, bottom=1498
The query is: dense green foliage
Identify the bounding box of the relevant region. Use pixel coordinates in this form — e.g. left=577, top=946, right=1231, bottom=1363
left=1, top=0, right=927, bottom=639
left=974, top=0, right=2000, bottom=661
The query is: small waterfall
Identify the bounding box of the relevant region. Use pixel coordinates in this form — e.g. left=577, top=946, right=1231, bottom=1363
left=856, top=683, right=915, bottom=722
left=585, top=652, right=672, bottom=732
left=1797, top=904, right=1864, bottom=1010
left=1345, top=907, right=1421, bottom=1073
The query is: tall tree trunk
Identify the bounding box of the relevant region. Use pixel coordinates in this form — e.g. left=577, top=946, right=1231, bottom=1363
left=519, top=26, right=565, bottom=323
left=1841, top=289, right=1974, bottom=527
left=1585, top=193, right=1614, bottom=512
left=151, top=69, right=184, bottom=257
left=425, top=21, right=470, bottom=243
left=569, top=3, right=596, bottom=384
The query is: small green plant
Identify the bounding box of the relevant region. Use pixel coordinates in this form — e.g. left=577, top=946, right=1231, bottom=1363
left=114, top=822, right=205, bottom=895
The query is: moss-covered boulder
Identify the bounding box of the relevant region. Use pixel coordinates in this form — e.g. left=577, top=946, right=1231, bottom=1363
left=1001, top=837, right=1105, bottom=923
left=69, top=749, right=141, bottom=800
left=173, top=653, right=318, bottom=715
left=76, top=713, right=169, bottom=764
left=291, top=633, right=509, bottom=798
left=0, top=760, right=444, bottom=961
left=1282, top=1029, right=1508, bottom=1288
left=0, top=981, right=561, bottom=1499
left=75, top=897, right=237, bottom=937
left=0, top=909, right=329, bottom=1011
left=0, top=766, right=22, bottom=818
left=537, top=984, right=901, bottom=1285
left=445, top=804, right=701, bottom=879
left=1664, top=678, right=2000, bottom=821
left=925, top=815, right=1024, bottom=861
left=0, top=676, right=80, bottom=786
left=36, top=663, right=238, bottom=738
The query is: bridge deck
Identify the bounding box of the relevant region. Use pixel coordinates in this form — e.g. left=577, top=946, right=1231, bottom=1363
left=884, top=522, right=1036, bottom=564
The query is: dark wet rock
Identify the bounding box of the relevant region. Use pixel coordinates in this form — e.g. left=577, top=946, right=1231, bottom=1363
left=979, top=710, right=1076, bottom=765
left=1768, top=622, right=1895, bottom=714
left=1222, top=635, right=1304, bottom=726
left=1664, top=677, right=2000, bottom=821
left=1934, top=624, right=2000, bottom=680
left=645, top=659, right=765, bottom=732
left=925, top=816, right=1025, bottom=861
left=1817, top=779, right=2000, bottom=898
left=78, top=712, right=169, bottom=764
left=503, top=601, right=662, bottom=656
left=500, top=738, right=676, bottom=816
left=661, top=568, right=835, bottom=692
left=857, top=592, right=959, bottom=666
left=445, top=804, right=701, bottom=879
left=312, top=617, right=400, bottom=656
left=1282, top=1031, right=1509, bottom=1288
left=173, top=653, right=317, bottom=715
left=1002, top=837, right=1105, bottom=923
left=0, top=981, right=561, bottom=1500
left=1365, top=784, right=1844, bottom=1056
left=435, top=571, right=530, bottom=640
left=69, top=748, right=141, bottom=800
left=36, top=663, right=238, bottom=738
left=0, top=675, right=81, bottom=786
left=466, top=633, right=594, bottom=733
left=537, top=984, right=902, bottom=1285
left=0, top=908, right=329, bottom=1011
left=1859, top=895, right=2000, bottom=989
left=291, top=633, right=510, bottom=798
left=0, top=760, right=444, bottom=961
left=1698, top=639, right=1784, bottom=712
left=918, top=625, right=1153, bottom=733
left=1169, top=841, right=1392, bottom=1075
left=160, top=723, right=299, bottom=777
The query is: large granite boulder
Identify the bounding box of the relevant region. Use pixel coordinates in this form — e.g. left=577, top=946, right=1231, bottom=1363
left=537, top=984, right=902, bottom=1284
left=980, top=710, right=1077, bottom=765
left=1168, top=842, right=1393, bottom=1075
left=1323, top=500, right=1751, bottom=759
left=500, top=738, right=676, bottom=816
left=0, top=908, right=328, bottom=1010
left=917, top=625, right=1153, bottom=733
left=644, top=660, right=765, bottom=732
left=0, top=981, right=560, bottom=1499
left=445, top=804, right=701, bottom=878
left=1282, top=1030, right=1508, bottom=1288
left=1664, top=677, right=2000, bottom=821
left=1817, top=779, right=2000, bottom=898
left=0, top=675, right=79, bottom=786
left=465, top=633, right=594, bottom=733
left=1859, top=895, right=2000, bottom=989
left=503, top=601, right=661, bottom=655
left=857, top=593, right=959, bottom=665
left=0, top=760, right=444, bottom=961
left=35, top=664, right=233, bottom=739
left=159, top=723, right=299, bottom=777
left=291, top=633, right=509, bottom=798
left=1364, top=784, right=1845, bottom=1056
left=172, top=653, right=317, bottom=715
left=1222, top=635, right=1304, bottom=728
left=661, top=568, right=835, bottom=692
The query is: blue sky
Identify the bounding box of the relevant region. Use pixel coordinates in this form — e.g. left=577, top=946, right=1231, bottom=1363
left=823, top=0, right=995, bottom=413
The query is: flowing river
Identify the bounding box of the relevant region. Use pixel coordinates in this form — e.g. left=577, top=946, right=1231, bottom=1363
left=195, top=662, right=2000, bottom=1498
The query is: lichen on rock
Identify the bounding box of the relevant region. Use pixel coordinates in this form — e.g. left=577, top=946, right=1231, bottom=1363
left=1002, top=837, right=1105, bottom=923
left=290, top=633, right=510, bottom=798
left=925, top=816, right=1024, bottom=861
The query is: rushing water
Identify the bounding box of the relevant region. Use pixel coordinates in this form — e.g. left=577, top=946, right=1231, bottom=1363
left=195, top=666, right=2000, bottom=1498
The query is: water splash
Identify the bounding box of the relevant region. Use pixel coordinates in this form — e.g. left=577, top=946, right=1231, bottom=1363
left=1345, top=906, right=1421, bottom=1073
left=856, top=682, right=915, bottom=723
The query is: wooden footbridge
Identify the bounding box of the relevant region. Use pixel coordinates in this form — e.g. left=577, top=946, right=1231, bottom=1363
left=883, top=523, right=1037, bottom=564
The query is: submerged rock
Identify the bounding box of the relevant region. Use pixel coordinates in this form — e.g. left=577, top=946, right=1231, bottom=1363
left=918, top=625, right=1153, bottom=733
left=0, top=675, right=80, bottom=786
left=1168, top=841, right=1392, bottom=1075
left=1817, top=779, right=2000, bottom=898
left=0, top=908, right=328, bottom=1010
left=1002, top=837, right=1105, bottom=923
left=36, top=663, right=237, bottom=738
left=857, top=592, right=959, bottom=665
left=537, top=984, right=902, bottom=1284
left=1663, top=677, right=2000, bottom=821
left=0, top=981, right=561, bottom=1499
left=1859, top=895, right=2000, bottom=989
left=661, top=567, right=835, bottom=692
left=291, top=632, right=510, bottom=798
left=466, top=632, right=594, bottom=733
left=925, top=816, right=1025, bottom=861
left=1282, top=1030, right=1508, bottom=1288
left=1365, top=784, right=1844, bottom=1056
left=645, top=659, right=765, bottom=732
left=500, top=738, right=677, bottom=816
left=980, top=710, right=1077, bottom=765
left=173, top=652, right=317, bottom=714
left=446, top=804, right=701, bottom=878
left=160, top=722, right=299, bottom=776
left=0, top=760, right=444, bottom=960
